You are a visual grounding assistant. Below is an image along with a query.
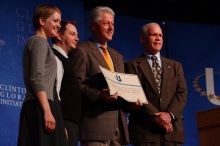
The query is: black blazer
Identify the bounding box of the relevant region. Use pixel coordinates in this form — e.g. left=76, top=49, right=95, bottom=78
left=52, top=48, right=81, bottom=126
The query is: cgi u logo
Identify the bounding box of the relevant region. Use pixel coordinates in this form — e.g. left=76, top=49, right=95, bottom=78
left=205, top=68, right=220, bottom=105
left=115, top=75, right=122, bottom=82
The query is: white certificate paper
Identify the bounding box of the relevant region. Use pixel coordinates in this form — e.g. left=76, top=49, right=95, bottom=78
left=99, top=66, right=148, bottom=103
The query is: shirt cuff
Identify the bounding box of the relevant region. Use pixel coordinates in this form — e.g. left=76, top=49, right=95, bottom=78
left=168, top=112, right=176, bottom=121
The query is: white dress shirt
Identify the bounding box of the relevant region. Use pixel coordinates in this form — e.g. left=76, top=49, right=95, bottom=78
left=144, top=52, right=162, bottom=69
left=52, top=44, right=68, bottom=100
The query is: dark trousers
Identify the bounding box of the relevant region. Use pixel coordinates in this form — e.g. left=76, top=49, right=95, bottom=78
left=80, top=128, right=126, bottom=146
left=133, top=141, right=182, bottom=146
left=65, top=121, right=79, bottom=146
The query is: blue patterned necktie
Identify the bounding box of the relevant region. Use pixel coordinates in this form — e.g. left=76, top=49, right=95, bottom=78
left=151, top=56, right=162, bottom=93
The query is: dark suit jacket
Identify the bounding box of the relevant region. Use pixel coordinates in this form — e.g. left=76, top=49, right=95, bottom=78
left=69, top=39, right=129, bottom=144
left=52, top=48, right=81, bottom=146
left=125, top=54, right=187, bottom=144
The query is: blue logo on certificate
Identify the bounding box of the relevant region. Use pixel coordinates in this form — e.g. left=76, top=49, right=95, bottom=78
left=115, top=75, right=122, bottom=82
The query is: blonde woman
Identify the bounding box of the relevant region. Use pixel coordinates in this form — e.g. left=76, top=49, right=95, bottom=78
left=17, top=4, right=68, bottom=146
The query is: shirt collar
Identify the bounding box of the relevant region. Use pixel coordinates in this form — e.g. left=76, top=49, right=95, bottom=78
left=144, top=52, right=161, bottom=60
left=52, top=44, right=68, bottom=59
left=97, top=43, right=108, bottom=49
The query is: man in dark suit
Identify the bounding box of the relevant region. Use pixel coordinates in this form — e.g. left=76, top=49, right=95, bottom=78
left=69, top=6, right=129, bottom=146
left=126, top=22, right=187, bottom=146
left=52, top=20, right=81, bottom=146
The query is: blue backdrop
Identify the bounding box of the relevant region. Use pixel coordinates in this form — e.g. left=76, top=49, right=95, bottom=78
left=0, top=0, right=219, bottom=146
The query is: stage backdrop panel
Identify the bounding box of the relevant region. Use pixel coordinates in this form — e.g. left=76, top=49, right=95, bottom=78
left=0, top=0, right=85, bottom=146
left=1, top=1, right=220, bottom=146
left=166, top=22, right=220, bottom=146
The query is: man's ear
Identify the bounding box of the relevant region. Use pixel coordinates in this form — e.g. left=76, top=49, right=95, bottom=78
left=39, top=17, right=46, bottom=26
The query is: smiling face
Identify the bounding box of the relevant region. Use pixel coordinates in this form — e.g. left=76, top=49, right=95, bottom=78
left=42, top=11, right=61, bottom=38
left=141, top=23, right=163, bottom=55
left=91, top=12, right=114, bottom=44
left=60, top=23, right=79, bottom=52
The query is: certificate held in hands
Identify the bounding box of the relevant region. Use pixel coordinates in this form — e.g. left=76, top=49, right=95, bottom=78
left=99, top=66, right=148, bottom=103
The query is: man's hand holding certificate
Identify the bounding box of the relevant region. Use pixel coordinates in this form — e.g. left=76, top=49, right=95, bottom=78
left=99, top=66, right=148, bottom=103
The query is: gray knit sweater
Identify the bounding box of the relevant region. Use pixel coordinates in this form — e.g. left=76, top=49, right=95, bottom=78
left=23, top=35, right=57, bottom=101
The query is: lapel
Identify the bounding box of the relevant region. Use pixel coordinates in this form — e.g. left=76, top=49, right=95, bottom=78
left=137, top=54, right=160, bottom=95
left=87, top=40, right=111, bottom=70
left=160, top=57, right=172, bottom=96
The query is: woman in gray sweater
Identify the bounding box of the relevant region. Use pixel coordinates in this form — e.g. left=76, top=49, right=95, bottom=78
left=17, top=4, right=68, bottom=146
